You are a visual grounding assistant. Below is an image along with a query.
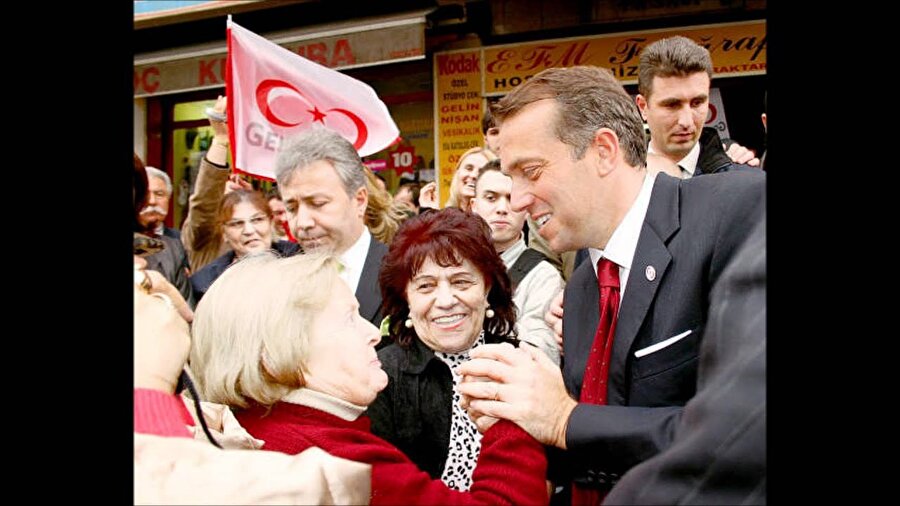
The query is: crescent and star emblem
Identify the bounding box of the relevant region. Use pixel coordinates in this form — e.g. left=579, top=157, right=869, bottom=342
left=255, top=79, right=369, bottom=150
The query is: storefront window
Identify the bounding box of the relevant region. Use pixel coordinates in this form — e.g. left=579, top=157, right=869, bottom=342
left=170, top=99, right=221, bottom=229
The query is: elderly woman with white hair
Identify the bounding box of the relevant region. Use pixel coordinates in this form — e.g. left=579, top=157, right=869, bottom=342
left=190, top=252, right=548, bottom=505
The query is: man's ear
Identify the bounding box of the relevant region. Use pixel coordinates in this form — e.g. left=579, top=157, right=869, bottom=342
left=355, top=186, right=369, bottom=219
left=592, top=128, right=620, bottom=176
left=635, top=94, right=649, bottom=121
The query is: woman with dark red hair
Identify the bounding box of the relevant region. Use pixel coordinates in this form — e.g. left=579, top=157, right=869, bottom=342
left=369, top=207, right=537, bottom=493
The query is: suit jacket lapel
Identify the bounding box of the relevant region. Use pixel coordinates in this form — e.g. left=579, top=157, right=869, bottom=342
left=607, top=174, right=681, bottom=404
left=356, top=239, right=387, bottom=324
left=562, top=259, right=600, bottom=398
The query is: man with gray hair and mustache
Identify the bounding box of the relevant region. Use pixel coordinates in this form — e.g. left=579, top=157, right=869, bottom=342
left=274, top=126, right=387, bottom=329
left=140, top=166, right=183, bottom=241
left=139, top=165, right=194, bottom=305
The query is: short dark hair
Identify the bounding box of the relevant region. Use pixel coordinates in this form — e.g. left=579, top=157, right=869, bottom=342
left=265, top=187, right=282, bottom=201
left=638, top=36, right=713, bottom=98
left=492, top=65, right=647, bottom=167
left=379, top=207, right=517, bottom=346
left=396, top=181, right=421, bottom=204
left=481, top=106, right=495, bottom=135
left=475, top=158, right=502, bottom=189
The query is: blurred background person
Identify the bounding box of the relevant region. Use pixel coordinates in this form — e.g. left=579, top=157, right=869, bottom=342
left=393, top=181, right=422, bottom=215
left=180, top=95, right=253, bottom=273
left=189, top=251, right=548, bottom=505
left=189, top=189, right=299, bottom=302
left=363, top=165, right=409, bottom=245
left=369, top=208, right=520, bottom=491
left=139, top=166, right=181, bottom=241
left=135, top=153, right=194, bottom=306
left=444, top=147, right=497, bottom=212
left=482, top=107, right=500, bottom=153
left=471, top=160, right=564, bottom=365
left=266, top=188, right=291, bottom=241
left=372, top=171, right=388, bottom=193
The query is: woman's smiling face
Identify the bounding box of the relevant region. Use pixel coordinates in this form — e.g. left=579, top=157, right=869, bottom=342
left=405, top=256, right=490, bottom=353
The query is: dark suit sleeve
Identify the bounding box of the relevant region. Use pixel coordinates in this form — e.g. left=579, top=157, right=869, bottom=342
left=707, top=172, right=766, bottom=288
left=565, top=404, right=682, bottom=473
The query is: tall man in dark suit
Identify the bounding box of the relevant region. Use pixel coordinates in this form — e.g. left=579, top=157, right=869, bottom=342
left=604, top=215, right=767, bottom=505
left=274, top=126, right=387, bottom=326
left=457, top=65, right=765, bottom=502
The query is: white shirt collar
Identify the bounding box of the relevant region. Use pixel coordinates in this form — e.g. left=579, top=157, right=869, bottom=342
left=281, top=388, right=366, bottom=421
left=499, top=236, right=526, bottom=269
left=339, top=228, right=371, bottom=294
left=648, top=139, right=700, bottom=179
left=589, top=171, right=657, bottom=298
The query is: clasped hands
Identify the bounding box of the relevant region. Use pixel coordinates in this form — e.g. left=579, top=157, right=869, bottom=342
left=458, top=342, right=578, bottom=449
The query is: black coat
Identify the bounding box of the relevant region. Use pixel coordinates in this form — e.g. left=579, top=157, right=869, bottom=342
left=190, top=240, right=300, bottom=303
left=367, top=332, right=512, bottom=479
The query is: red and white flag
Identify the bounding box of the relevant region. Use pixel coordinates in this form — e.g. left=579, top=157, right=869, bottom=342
left=226, top=19, right=400, bottom=180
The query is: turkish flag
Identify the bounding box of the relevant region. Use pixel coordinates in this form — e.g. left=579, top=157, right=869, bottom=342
left=226, top=19, right=400, bottom=180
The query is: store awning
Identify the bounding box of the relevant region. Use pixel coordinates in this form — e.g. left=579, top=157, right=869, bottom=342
left=134, top=8, right=431, bottom=98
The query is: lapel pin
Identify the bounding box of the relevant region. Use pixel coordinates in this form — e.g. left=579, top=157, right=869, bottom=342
left=645, top=265, right=656, bottom=281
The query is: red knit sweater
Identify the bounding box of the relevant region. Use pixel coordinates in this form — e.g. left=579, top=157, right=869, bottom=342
left=133, top=388, right=195, bottom=438
left=237, top=402, right=548, bottom=505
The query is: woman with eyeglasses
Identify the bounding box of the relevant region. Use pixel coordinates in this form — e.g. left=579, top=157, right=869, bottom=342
left=190, top=189, right=300, bottom=302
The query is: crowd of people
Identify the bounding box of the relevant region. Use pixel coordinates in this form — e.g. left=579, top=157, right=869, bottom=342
left=134, top=36, right=767, bottom=505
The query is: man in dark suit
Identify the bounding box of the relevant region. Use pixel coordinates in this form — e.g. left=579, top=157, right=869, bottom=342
left=274, top=126, right=387, bottom=326
left=457, top=65, right=764, bottom=502
left=604, top=215, right=766, bottom=505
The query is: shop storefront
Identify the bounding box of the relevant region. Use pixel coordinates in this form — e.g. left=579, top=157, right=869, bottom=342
left=433, top=19, right=766, bottom=205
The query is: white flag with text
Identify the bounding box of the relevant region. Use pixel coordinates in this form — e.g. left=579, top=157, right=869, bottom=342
left=227, top=19, right=400, bottom=180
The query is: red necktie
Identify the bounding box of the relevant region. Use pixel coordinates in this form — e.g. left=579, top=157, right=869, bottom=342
left=572, top=257, right=620, bottom=506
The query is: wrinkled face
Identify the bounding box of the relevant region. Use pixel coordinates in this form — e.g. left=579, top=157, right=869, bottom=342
left=499, top=99, right=605, bottom=252
left=280, top=160, right=367, bottom=254
left=406, top=256, right=490, bottom=353
left=394, top=187, right=416, bottom=211
left=453, top=152, right=491, bottom=200
left=139, top=176, right=170, bottom=229
left=637, top=72, right=710, bottom=162
left=222, top=201, right=273, bottom=258
left=471, top=170, right=526, bottom=252
left=304, top=278, right=387, bottom=406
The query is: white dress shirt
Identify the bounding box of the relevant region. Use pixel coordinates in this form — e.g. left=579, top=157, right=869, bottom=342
left=338, top=228, right=371, bottom=295
left=589, top=172, right=657, bottom=302
left=649, top=139, right=700, bottom=179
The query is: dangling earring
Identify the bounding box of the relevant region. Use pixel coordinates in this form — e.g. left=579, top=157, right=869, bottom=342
left=485, top=307, right=495, bottom=319
left=404, top=318, right=413, bottom=328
